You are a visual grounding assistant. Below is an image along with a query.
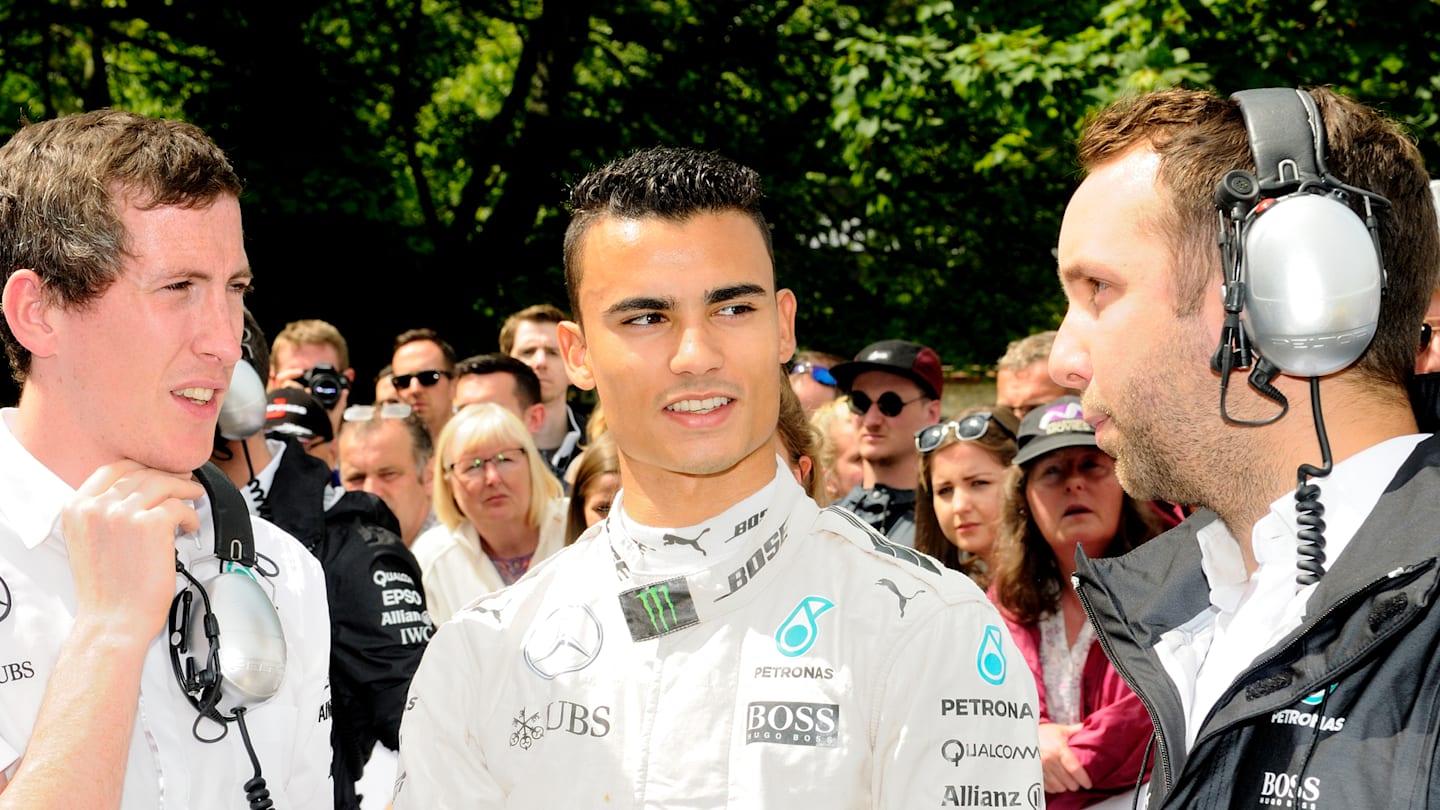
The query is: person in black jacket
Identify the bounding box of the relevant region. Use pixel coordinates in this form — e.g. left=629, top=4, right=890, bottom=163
left=1049, top=86, right=1440, bottom=808
left=214, top=310, right=433, bottom=809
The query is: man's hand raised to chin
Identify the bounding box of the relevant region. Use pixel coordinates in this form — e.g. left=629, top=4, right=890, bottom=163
left=61, top=461, right=205, bottom=643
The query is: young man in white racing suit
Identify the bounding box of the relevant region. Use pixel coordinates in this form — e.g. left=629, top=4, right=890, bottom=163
left=392, top=147, right=1042, bottom=808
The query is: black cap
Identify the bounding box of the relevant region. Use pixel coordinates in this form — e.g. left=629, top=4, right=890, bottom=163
left=829, top=340, right=945, bottom=400
left=1013, top=395, right=1096, bottom=466
left=265, top=387, right=334, bottom=443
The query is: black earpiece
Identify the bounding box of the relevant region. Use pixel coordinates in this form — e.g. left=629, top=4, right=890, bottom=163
left=1214, top=169, right=1260, bottom=214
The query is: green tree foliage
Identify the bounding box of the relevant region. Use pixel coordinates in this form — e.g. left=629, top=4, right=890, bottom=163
left=825, top=0, right=1440, bottom=363
left=2, top=0, right=1439, bottom=383
left=826, top=0, right=1212, bottom=365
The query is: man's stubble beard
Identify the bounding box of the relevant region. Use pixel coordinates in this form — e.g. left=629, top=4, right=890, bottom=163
left=1098, top=326, right=1265, bottom=518
left=860, top=436, right=915, bottom=477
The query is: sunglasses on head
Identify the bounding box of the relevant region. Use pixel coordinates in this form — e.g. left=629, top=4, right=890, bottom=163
left=391, top=369, right=452, bottom=389
left=914, top=411, right=1015, bottom=453
left=848, top=390, right=925, bottom=418
left=790, top=362, right=836, bottom=387
left=343, top=402, right=414, bottom=422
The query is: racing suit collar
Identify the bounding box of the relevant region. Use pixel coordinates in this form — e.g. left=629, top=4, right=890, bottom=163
left=607, top=456, right=820, bottom=614
left=613, top=460, right=781, bottom=575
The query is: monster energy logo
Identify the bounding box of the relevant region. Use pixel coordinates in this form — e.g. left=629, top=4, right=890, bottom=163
left=619, top=576, right=699, bottom=641
left=638, top=585, right=677, bottom=631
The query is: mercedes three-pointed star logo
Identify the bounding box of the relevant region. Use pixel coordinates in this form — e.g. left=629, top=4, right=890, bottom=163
left=522, top=604, right=604, bottom=680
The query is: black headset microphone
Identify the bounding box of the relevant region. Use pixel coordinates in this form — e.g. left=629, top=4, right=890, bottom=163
left=172, top=356, right=289, bottom=809
left=1211, top=88, right=1390, bottom=586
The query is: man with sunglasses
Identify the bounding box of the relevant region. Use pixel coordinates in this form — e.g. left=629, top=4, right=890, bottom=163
left=788, top=348, right=846, bottom=414
left=830, top=339, right=945, bottom=548
left=390, top=328, right=459, bottom=443
left=392, top=147, right=1040, bottom=809
left=1411, top=181, right=1440, bottom=431
left=339, top=402, right=439, bottom=547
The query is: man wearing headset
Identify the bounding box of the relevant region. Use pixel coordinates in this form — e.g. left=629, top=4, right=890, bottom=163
left=1051, top=87, right=1440, bottom=808
left=392, top=147, right=1040, bottom=809
left=0, top=111, right=332, bottom=807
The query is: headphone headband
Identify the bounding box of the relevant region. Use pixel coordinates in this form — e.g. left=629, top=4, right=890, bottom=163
left=1233, top=88, right=1327, bottom=192
left=193, top=462, right=256, bottom=567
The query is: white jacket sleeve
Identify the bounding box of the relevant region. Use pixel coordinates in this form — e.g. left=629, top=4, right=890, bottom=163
left=873, top=599, right=1043, bottom=809
left=392, top=620, right=506, bottom=809
left=281, top=548, right=335, bottom=807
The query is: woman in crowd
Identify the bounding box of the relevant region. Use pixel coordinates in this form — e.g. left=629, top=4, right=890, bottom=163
left=565, top=431, right=620, bottom=543
left=776, top=375, right=823, bottom=500
left=913, top=406, right=1017, bottom=586
left=809, top=395, right=863, bottom=505
left=990, top=395, right=1164, bottom=810
left=411, top=402, right=568, bottom=624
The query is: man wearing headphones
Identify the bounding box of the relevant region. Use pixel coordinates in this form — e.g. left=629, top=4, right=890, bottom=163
left=0, top=111, right=332, bottom=807
left=1051, top=87, right=1440, bottom=808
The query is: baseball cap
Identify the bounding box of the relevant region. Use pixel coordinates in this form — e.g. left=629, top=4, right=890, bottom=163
left=829, top=340, right=945, bottom=400
left=1013, top=395, right=1097, bottom=466
left=265, top=387, right=334, bottom=443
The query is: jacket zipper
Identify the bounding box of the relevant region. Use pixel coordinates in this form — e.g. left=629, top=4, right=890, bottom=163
left=1073, top=579, right=1173, bottom=802
left=1077, top=558, right=1435, bottom=806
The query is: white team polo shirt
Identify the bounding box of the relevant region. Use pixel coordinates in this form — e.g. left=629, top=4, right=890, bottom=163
left=0, top=408, right=335, bottom=808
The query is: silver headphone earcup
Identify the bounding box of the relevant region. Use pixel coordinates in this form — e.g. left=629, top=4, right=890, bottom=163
left=185, top=571, right=287, bottom=712
left=1240, top=193, right=1382, bottom=377
left=218, top=361, right=268, bottom=440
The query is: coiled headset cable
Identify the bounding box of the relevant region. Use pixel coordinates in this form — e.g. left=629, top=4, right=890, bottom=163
left=1295, top=376, right=1333, bottom=586
left=169, top=556, right=277, bottom=809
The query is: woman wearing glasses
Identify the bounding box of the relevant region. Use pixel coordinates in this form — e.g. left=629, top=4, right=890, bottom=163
left=990, top=396, right=1163, bottom=810
left=411, top=402, right=568, bottom=624
left=913, top=406, right=1018, bottom=586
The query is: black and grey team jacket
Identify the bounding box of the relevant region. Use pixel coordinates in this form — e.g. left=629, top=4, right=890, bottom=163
left=1075, top=434, right=1440, bottom=810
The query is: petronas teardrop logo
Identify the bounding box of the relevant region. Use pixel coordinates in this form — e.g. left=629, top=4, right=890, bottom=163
left=775, top=596, right=834, bottom=657
left=977, top=625, right=1007, bottom=685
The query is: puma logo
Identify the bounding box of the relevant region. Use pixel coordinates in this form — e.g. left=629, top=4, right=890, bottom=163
left=612, top=547, right=632, bottom=580
left=662, top=528, right=710, bottom=555
left=876, top=578, right=924, bottom=618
